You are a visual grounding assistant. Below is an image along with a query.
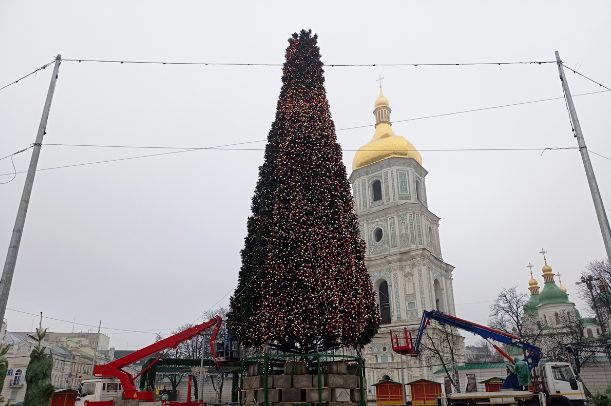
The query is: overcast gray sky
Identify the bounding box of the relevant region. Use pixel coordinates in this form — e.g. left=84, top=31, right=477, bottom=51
left=1, top=1, right=610, bottom=349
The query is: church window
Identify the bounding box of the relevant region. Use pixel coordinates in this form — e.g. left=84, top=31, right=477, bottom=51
left=374, top=228, right=383, bottom=242
left=360, top=179, right=367, bottom=209
left=379, top=281, right=392, bottom=324
left=433, top=279, right=444, bottom=312
left=415, top=214, right=423, bottom=245
left=13, top=369, right=22, bottom=386
left=397, top=170, right=410, bottom=200
left=554, top=312, right=560, bottom=325
left=408, top=213, right=415, bottom=245
left=372, top=180, right=382, bottom=201
left=428, top=226, right=434, bottom=249
left=586, top=328, right=593, bottom=338
left=416, top=180, right=422, bottom=202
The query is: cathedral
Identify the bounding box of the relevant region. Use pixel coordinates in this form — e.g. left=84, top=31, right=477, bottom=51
left=349, top=87, right=464, bottom=396
left=523, top=254, right=603, bottom=352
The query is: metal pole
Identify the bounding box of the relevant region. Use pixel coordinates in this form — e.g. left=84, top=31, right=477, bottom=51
left=0, top=54, right=62, bottom=325
left=555, top=51, right=611, bottom=263
left=199, top=336, right=205, bottom=403
left=92, top=320, right=101, bottom=373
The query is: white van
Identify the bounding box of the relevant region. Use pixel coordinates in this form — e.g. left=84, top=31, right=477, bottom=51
left=75, top=378, right=123, bottom=405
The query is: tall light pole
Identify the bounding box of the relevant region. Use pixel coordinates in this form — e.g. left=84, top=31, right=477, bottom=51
left=555, top=51, right=611, bottom=263
left=0, top=55, right=62, bottom=325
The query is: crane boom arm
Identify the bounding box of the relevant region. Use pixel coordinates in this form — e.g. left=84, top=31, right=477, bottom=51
left=93, top=315, right=223, bottom=400
left=410, top=310, right=542, bottom=365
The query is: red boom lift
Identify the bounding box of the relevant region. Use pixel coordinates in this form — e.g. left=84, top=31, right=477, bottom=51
left=86, top=315, right=224, bottom=404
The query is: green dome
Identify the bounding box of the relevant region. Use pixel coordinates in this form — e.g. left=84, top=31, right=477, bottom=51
left=538, top=282, right=569, bottom=306
left=524, top=295, right=540, bottom=316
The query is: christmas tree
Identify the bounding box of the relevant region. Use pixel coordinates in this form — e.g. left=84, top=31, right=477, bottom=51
left=24, top=317, right=54, bottom=406
left=228, top=30, right=379, bottom=353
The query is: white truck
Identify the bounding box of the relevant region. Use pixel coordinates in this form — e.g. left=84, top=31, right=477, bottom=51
left=440, top=361, right=586, bottom=406
left=391, top=310, right=588, bottom=406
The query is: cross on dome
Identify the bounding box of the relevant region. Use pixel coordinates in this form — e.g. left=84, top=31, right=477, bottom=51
left=527, top=262, right=534, bottom=278
left=539, top=248, right=548, bottom=263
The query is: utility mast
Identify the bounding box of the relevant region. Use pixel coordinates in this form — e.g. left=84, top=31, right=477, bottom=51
left=0, top=54, right=62, bottom=325
left=555, top=51, right=611, bottom=263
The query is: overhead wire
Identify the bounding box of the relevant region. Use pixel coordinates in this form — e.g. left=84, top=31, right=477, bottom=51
left=0, top=145, right=581, bottom=179
left=0, top=60, right=56, bottom=93
left=590, top=150, right=611, bottom=161
left=63, top=58, right=556, bottom=68
left=6, top=307, right=170, bottom=335
left=0, top=145, right=33, bottom=184
left=562, top=64, right=611, bottom=92
left=1, top=87, right=607, bottom=178
left=2, top=87, right=607, bottom=170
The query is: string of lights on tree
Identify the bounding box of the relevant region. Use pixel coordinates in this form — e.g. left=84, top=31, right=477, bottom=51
left=228, top=30, right=379, bottom=353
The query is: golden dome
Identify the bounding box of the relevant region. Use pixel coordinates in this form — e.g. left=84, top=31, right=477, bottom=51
left=529, top=277, right=539, bottom=287
left=559, top=282, right=567, bottom=293
left=353, top=88, right=422, bottom=170
left=374, top=89, right=389, bottom=108
left=542, top=262, right=553, bottom=274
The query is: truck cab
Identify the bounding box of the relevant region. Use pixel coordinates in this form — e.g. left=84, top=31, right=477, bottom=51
left=538, top=362, right=586, bottom=406
left=75, top=378, right=123, bottom=405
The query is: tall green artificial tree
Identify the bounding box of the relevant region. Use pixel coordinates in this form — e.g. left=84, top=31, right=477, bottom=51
left=228, top=30, right=379, bottom=353
left=24, top=317, right=54, bottom=406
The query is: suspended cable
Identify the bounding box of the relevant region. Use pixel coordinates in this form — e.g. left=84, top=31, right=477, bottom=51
left=63, top=58, right=555, bottom=68
left=340, top=89, right=611, bottom=131
left=0, top=145, right=33, bottom=185
left=562, top=64, right=611, bottom=92
left=44, top=143, right=580, bottom=153
left=590, top=150, right=611, bottom=162
left=0, top=145, right=580, bottom=178
left=0, top=60, right=55, bottom=93
left=0, top=156, right=17, bottom=185
left=0, top=145, right=33, bottom=162
left=1, top=88, right=608, bottom=177
left=6, top=307, right=169, bottom=335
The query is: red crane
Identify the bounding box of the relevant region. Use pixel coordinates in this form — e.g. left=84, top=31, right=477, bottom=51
left=93, top=315, right=223, bottom=401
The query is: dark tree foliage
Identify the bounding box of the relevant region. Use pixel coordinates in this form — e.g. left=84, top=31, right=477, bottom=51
left=228, top=29, right=379, bottom=353
left=577, top=260, right=611, bottom=328
left=24, top=326, right=54, bottom=406
left=0, top=344, right=9, bottom=397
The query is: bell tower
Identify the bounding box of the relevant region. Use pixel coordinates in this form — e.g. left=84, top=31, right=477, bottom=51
left=350, top=86, right=461, bottom=391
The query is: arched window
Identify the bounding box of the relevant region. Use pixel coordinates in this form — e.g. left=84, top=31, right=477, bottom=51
left=13, top=369, right=22, bottom=386
left=554, top=312, right=560, bottom=325
left=433, top=279, right=444, bottom=312
left=379, top=281, right=391, bottom=324
left=586, top=328, right=593, bottom=338
left=415, top=180, right=421, bottom=202
left=372, top=180, right=382, bottom=202
left=428, top=226, right=434, bottom=249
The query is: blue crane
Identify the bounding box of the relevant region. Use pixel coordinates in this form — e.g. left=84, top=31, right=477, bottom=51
left=390, top=310, right=543, bottom=367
